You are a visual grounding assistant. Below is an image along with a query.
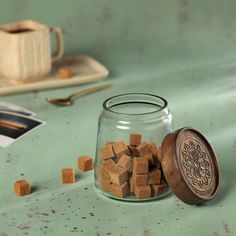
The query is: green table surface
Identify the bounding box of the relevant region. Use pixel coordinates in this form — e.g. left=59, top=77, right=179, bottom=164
left=1, top=0, right=236, bottom=234
left=0, top=52, right=235, bottom=236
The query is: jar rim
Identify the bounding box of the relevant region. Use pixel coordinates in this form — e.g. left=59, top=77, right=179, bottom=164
left=103, top=93, right=168, bottom=116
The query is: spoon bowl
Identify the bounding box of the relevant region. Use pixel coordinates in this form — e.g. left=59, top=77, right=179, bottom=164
left=45, top=98, right=73, bottom=106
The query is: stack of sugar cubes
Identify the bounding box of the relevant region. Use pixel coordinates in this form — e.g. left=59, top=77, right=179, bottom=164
left=98, top=134, right=167, bottom=199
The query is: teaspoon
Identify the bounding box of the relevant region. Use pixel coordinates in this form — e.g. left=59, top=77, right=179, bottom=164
left=45, top=83, right=112, bottom=106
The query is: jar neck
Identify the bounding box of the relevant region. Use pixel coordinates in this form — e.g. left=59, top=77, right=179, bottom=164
left=102, top=93, right=170, bottom=120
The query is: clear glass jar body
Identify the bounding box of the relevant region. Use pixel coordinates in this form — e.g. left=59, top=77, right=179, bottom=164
left=94, top=93, right=173, bottom=201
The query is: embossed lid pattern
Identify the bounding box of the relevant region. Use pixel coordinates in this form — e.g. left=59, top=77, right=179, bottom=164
left=161, top=127, right=220, bottom=205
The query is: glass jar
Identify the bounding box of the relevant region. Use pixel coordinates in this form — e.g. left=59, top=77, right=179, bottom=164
left=94, top=93, right=173, bottom=201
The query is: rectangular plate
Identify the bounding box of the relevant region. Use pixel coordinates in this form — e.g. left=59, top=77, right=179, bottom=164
left=0, top=55, right=109, bottom=96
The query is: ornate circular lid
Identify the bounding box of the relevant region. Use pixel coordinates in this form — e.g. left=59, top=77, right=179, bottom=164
left=161, top=127, right=220, bottom=205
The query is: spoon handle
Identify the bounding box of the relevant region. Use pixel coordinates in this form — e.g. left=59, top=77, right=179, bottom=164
left=68, top=83, right=113, bottom=99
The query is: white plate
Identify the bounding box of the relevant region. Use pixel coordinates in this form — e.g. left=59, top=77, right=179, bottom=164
left=0, top=55, right=109, bottom=96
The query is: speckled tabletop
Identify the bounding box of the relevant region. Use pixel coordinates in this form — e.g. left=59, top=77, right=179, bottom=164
left=0, top=51, right=235, bottom=236
left=0, top=0, right=236, bottom=235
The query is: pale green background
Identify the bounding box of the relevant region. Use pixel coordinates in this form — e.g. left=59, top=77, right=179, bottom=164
left=0, top=0, right=236, bottom=235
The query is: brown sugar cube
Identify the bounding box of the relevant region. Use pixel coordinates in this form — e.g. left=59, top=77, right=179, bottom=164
left=129, top=134, right=142, bottom=146
left=135, top=185, right=151, bottom=199
left=111, top=182, right=129, bottom=198
left=108, top=165, right=128, bottom=185
left=61, top=168, right=76, bottom=184
left=112, top=140, right=129, bottom=158
left=137, top=142, right=159, bottom=156
left=128, top=145, right=140, bottom=157
left=14, top=179, right=31, bottom=196
left=117, top=154, right=133, bottom=172
left=78, top=155, right=93, bottom=171
left=133, top=173, right=148, bottom=187
left=136, top=143, right=152, bottom=156
left=133, top=157, right=148, bottom=174
left=148, top=168, right=161, bottom=185
left=99, top=159, right=116, bottom=180
left=102, top=158, right=116, bottom=170
left=100, top=144, right=114, bottom=161
left=151, top=182, right=167, bottom=197
left=58, top=67, right=73, bottom=79
left=99, top=165, right=110, bottom=181
left=100, top=180, right=112, bottom=192
left=102, top=159, right=116, bottom=169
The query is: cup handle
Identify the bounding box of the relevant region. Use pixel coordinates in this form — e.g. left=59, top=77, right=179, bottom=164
left=50, top=27, right=64, bottom=63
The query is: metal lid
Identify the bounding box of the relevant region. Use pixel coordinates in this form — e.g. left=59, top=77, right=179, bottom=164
left=161, top=127, right=220, bottom=205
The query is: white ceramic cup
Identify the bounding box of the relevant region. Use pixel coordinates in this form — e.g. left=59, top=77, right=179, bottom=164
left=0, top=20, right=64, bottom=83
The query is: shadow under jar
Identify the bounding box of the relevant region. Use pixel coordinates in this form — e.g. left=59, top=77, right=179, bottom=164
left=94, top=93, right=173, bottom=201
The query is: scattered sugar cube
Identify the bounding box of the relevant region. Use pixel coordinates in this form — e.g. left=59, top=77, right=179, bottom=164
left=61, top=168, right=76, bottom=184
left=14, top=179, right=31, bottom=197
left=78, top=155, right=93, bottom=171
